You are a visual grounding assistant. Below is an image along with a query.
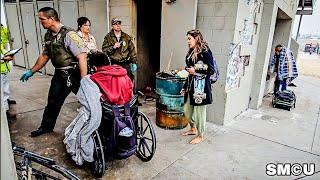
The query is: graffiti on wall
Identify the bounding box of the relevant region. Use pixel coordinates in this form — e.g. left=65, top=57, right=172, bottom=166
left=240, top=0, right=261, bottom=46
left=226, top=44, right=242, bottom=90
left=225, top=0, right=261, bottom=91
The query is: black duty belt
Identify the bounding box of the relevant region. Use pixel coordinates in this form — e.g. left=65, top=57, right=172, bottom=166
left=55, top=64, right=78, bottom=87
left=55, top=63, right=77, bottom=70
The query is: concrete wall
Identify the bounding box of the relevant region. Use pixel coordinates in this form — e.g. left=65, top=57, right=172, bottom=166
left=196, top=0, right=238, bottom=124
left=224, top=0, right=264, bottom=123
left=1, top=107, right=18, bottom=180
left=160, top=0, right=198, bottom=71
left=109, top=0, right=134, bottom=36
left=290, top=38, right=299, bottom=60
left=249, top=2, right=277, bottom=109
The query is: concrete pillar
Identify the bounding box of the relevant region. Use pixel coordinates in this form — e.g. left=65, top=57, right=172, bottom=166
left=197, top=0, right=238, bottom=125
left=249, top=2, right=278, bottom=109
left=290, top=38, right=299, bottom=60
left=1, top=107, right=18, bottom=180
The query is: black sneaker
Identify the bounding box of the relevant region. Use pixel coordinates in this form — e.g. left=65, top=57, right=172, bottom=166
left=30, top=128, right=53, bottom=137
left=288, top=83, right=297, bottom=87
left=8, top=99, right=17, bottom=104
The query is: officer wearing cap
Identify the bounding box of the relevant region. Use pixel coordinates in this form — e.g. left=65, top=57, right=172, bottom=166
left=102, top=17, right=137, bottom=80
left=20, top=7, right=87, bottom=137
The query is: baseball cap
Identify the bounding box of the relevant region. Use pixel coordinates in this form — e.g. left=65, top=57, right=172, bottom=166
left=111, top=18, right=122, bottom=25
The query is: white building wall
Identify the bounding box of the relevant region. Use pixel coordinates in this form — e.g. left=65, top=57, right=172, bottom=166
left=109, top=0, right=133, bottom=36
left=224, top=0, right=264, bottom=122
left=1, top=107, right=17, bottom=180
left=160, top=0, right=198, bottom=71
left=197, top=0, right=239, bottom=124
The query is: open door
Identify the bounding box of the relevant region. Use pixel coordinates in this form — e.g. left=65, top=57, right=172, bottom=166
left=20, top=1, right=41, bottom=69
left=136, top=0, right=162, bottom=89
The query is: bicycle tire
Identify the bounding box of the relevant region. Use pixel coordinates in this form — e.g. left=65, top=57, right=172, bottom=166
left=15, top=161, right=59, bottom=180
left=13, top=145, right=80, bottom=180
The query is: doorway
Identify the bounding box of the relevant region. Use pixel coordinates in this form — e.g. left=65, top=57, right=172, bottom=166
left=136, top=0, right=162, bottom=90
left=264, top=9, right=292, bottom=95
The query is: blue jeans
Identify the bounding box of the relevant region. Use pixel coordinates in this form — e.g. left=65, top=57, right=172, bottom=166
left=274, top=77, right=287, bottom=94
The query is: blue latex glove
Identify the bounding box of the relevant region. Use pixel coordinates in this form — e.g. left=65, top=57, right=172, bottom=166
left=130, top=63, right=138, bottom=73
left=20, top=70, right=34, bottom=82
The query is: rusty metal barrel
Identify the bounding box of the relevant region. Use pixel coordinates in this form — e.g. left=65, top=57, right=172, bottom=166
left=156, top=72, right=188, bottom=129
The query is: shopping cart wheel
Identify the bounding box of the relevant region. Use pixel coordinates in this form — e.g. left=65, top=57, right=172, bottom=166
left=135, top=111, right=156, bottom=162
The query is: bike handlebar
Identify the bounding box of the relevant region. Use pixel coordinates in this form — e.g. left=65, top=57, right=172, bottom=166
left=12, top=143, right=81, bottom=180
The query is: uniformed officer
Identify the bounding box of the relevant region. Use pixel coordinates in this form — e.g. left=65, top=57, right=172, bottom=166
left=20, top=7, right=87, bottom=137
left=102, top=17, right=137, bottom=81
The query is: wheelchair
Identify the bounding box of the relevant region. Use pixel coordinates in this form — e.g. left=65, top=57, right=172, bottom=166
left=90, top=94, right=157, bottom=177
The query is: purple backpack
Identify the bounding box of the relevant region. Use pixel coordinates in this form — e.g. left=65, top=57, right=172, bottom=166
left=112, top=103, right=136, bottom=159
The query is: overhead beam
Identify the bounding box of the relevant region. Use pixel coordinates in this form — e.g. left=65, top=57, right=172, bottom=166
left=296, top=9, right=313, bottom=15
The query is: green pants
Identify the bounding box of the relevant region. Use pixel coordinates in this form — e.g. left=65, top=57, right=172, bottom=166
left=184, top=96, right=207, bottom=136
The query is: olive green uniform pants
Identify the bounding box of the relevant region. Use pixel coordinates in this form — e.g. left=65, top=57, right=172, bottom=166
left=184, top=96, right=207, bottom=136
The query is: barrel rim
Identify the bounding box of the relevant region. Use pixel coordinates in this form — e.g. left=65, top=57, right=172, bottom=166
left=155, top=91, right=184, bottom=98
left=156, top=72, right=187, bottom=81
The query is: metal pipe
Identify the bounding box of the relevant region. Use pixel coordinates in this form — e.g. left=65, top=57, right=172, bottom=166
left=295, top=14, right=303, bottom=41
left=295, top=0, right=305, bottom=41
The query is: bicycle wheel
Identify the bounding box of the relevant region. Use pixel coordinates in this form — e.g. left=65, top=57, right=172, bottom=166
left=15, top=161, right=60, bottom=180
left=135, top=111, right=156, bottom=162
left=14, top=158, right=79, bottom=180
left=13, top=145, right=80, bottom=180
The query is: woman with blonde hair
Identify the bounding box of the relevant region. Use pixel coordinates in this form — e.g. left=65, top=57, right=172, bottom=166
left=180, top=29, right=218, bottom=144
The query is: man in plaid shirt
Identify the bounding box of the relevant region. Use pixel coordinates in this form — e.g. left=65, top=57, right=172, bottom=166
left=268, top=44, right=298, bottom=94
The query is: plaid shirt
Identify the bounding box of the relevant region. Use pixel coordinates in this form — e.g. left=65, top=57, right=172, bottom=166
left=269, top=47, right=298, bottom=81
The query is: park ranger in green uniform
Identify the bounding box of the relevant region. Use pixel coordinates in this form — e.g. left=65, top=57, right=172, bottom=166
left=102, top=17, right=137, bottom=81
left=20, top=7, right=87, bottom=137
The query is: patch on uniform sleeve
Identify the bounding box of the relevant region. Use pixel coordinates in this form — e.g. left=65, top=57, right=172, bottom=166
left=69, top=32, right=83, bottom=48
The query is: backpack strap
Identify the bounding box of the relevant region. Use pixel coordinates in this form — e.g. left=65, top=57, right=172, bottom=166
left=124, top=103, right=130, bottom=116
left=112, top=105, right=120, bottom=117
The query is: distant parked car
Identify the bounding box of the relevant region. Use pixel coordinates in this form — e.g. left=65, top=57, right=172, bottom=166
left=304, top=43, right=316, bottom=54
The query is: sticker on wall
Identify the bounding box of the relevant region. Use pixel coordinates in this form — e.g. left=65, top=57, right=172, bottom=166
left=226, top=44, right=242, bottom=91
left=226, top=0, right=262, bottom=92
left=242, top=55, right=250, bottom=66
left=239, top=0, right=261, bottom=46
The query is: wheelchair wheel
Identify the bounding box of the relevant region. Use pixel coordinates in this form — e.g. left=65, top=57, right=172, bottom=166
left=91, top=130, right=106, bottom=178
left=136, top=111, right=156, bottom=162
